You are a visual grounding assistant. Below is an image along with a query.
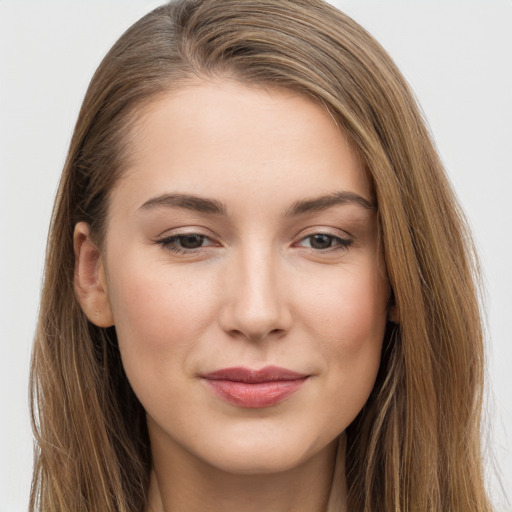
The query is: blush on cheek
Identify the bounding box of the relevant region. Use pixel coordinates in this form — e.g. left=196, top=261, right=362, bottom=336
left=330, top=333, right=383, bottom=413
left=302, top=284, right=387, bottom=419
left=305, top=277, right=386, bottom=347
left=110, top=264, right=220, bottom=358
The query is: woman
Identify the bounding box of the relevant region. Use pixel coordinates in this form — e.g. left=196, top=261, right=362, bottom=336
left=29, top=0, right=493, bottom=510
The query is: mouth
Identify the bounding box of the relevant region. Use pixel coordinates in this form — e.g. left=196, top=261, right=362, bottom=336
left=201, top=366, right=309, bottom=408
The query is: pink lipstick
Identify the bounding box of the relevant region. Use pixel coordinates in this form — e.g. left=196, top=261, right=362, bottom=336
left=202, top=366, right=308, bottom=408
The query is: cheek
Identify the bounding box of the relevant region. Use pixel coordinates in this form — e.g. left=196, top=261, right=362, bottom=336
left=301, top=262, right=388, bottom=348
left=297, top=263, right=388, bottom=412
left=106, top=254, right=219, bottom=368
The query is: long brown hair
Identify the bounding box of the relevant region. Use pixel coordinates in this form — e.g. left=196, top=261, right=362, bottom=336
left=30, top=1, right=493, bottom=510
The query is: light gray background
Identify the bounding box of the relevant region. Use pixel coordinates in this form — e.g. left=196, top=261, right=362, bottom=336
left=1, top=1, right=510, bottom=510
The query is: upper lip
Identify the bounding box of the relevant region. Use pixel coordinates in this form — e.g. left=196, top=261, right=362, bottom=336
left=202, top=365, right=308, bottom=383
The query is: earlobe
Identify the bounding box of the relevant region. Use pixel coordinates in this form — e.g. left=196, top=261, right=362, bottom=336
left=73, top=222, right=114, bottom=328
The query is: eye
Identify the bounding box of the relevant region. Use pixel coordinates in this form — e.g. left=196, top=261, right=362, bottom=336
left=297, top=233, right=352, bottom=251
left=156, top=233, right=216, bottom=254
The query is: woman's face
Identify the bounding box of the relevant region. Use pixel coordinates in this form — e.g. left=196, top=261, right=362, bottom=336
left=96, top=80, right=390, bottom=473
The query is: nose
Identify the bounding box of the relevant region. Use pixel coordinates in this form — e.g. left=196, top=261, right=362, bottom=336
left=218, top=245, right=292, bottom=342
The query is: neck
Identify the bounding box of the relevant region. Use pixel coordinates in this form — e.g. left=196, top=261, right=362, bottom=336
left=147, top=435, right=347, bottom=512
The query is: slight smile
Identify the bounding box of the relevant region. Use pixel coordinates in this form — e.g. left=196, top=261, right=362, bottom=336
left=202, top=366, right=310, bottom=408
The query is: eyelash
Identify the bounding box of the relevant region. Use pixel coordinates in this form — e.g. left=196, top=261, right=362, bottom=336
left=155, top=232, right=353, bottom=255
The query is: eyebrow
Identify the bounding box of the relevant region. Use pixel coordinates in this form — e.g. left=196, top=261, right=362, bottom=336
left=284, top=191, right=375, bottom=216
left=138, top=191, right=375, bottom=216
left=139, top=193, right=227, bottom=215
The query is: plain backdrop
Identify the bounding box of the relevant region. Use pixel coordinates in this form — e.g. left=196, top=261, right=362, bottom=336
left=0, top=1, right=510, bottom=510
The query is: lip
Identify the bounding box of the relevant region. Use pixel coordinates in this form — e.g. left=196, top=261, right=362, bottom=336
left=201, top=366, right=309, bottom=408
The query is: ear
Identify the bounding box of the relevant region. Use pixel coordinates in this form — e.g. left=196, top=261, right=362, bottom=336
left=73, top=222, right=114, bottom=327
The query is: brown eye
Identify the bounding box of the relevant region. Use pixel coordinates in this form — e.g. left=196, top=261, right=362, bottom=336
left=309, top=234, right=334, bottom=249
left=178, top=234, right=206, bottom=249
left=157, top=233, right=215, bottom=254
left=297, top=233, right=352, bottom=252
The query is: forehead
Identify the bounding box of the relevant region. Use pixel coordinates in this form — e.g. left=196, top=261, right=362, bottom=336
left=110, top=79, right=372, bottom=217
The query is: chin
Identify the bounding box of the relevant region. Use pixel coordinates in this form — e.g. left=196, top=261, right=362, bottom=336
left=194, top=427, right=333, bottom=476
left=204, top=450, right=311, bottom=475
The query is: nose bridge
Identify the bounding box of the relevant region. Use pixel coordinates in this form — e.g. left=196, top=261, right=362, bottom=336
left=219, top=238, right=290, bottom=341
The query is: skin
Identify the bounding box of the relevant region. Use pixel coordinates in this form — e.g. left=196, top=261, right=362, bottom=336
left=74, top=79, right=393, bottom=512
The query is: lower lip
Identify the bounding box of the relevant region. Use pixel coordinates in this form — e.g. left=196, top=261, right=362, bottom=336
left=204, top=378, right=308, bottom=408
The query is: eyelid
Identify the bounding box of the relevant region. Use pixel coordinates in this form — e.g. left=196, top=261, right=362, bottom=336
left=296, top=225, right=352, bottom=240
left=154, top=225, right=217, bottom=239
